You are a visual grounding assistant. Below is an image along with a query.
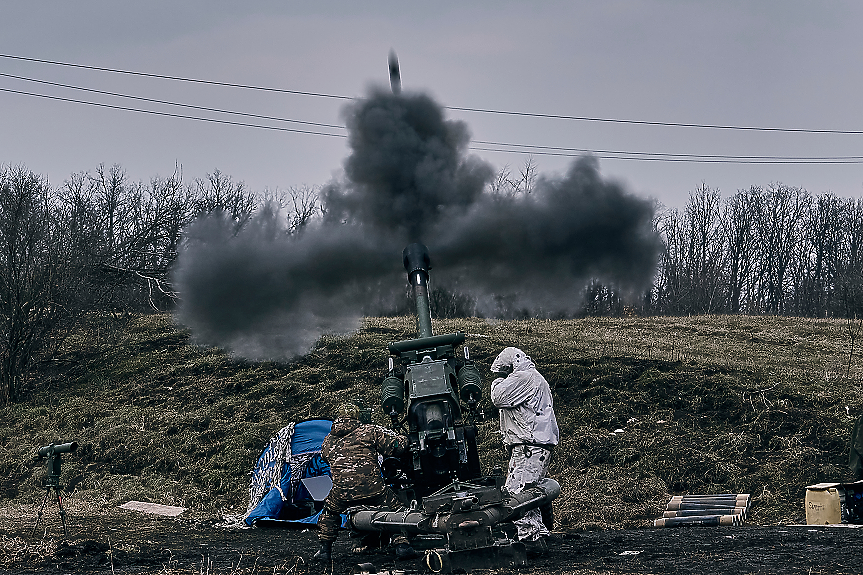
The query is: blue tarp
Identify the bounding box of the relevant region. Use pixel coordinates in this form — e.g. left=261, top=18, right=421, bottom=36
left=290, top=419, right=332, bottom=455
left=245, top=418, right=339, bottom=527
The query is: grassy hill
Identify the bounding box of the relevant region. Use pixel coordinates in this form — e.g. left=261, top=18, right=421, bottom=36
left=2, top=313, right=861, bottom=530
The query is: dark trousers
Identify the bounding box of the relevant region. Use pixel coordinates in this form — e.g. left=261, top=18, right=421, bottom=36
left=317, top=486, right=407, bottom=544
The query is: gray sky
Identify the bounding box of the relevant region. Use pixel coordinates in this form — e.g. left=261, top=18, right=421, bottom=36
left=1, top=1, right=862, bottom=208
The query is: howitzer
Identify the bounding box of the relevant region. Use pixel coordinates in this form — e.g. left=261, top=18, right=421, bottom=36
left=348, top=243, right=560, bottom=572
left=379, top=244, right=484, bottom=497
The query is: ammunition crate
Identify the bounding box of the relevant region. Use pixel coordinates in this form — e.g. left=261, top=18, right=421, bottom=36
left=805, top=480, right=863, bottom=525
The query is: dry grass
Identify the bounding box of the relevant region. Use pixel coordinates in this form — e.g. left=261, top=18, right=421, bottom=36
left=1, top=313, right=861, bottom=532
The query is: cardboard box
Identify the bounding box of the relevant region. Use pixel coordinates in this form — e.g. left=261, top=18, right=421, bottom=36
left=805, top=480, right=863, bottom=525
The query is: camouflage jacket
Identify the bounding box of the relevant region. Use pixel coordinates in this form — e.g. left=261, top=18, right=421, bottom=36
left=851, top=413, right=863, bottom=478
left=321, top=418, right=407, bottom=500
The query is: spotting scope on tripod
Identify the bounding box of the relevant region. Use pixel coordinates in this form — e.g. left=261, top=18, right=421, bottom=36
left=32, top=441, right=78, bottom=537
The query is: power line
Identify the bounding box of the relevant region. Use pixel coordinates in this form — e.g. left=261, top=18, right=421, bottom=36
left=0, top=71, right=345, bottom=131
left=471, top=140, right=863, bottom=162
left=450, top=106, right=863, bottom=135
left=3, top=84, right=861, bottom=165
left=2, top=56, right=863, bottom=165
left=3, top=52, right=862, bottom=135
left=471, top=146, right=863, bottom=164
left=0, top=53, right=352, bottom=101
left=0, top=87, right=346, bottom=138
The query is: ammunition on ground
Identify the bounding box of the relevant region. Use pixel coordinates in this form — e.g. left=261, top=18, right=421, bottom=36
left=663, top=508, right=747, bottom=519
left=666, top=498, right=749, bottom=511
left=654, top=514, right=741, bottom=528
left=655, top=493, right=751, bottom=528
left=669, top=494, right=750, bottom=503
left=666, top=502, right=749, bottom=511
left=672, top=493, right=749, bottom=499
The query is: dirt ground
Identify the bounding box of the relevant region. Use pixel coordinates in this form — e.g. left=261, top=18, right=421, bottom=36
left=2, top=503, right=863, bottom=575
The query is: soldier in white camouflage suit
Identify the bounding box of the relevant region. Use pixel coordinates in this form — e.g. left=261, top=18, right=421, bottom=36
left=314, top=403, right=418, bottom=562
left=490, top=347, right=559, bottom=558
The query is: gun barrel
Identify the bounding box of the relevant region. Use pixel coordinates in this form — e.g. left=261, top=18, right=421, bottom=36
left=403, top=243, right=433, bottom=338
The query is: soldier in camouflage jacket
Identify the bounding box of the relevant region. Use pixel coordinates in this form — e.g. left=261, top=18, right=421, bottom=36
left=315, top=403, right=417, bottom=562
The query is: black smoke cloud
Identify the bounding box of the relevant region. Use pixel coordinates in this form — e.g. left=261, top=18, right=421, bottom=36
left=174, top=87, right=661, bottom=360
left=430, top=155, right=661, bottom=313
left=323, top=87, right=493, bottom=241
left=174, top=208, right=398, bottom=359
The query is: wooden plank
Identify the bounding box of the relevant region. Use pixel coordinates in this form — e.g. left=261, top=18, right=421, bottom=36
left=119, top=501, right=187, bottom=517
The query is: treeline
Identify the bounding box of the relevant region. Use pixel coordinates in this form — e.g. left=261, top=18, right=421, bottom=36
left=4, top=163, right=863, bottom=403
left=648, top=183, right=863, bottom=318
left=0, top=164, right=317, bottom=404
left=579, top=183, right=863, bottom=318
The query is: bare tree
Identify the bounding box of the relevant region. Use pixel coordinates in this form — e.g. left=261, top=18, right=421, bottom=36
left=683, top=184, right=726, bottom=313
left=794, top=193, right=847, bottom=316
left=836, top=198, right=863, bottom=317
left=194, top=170, right=256, bottom=234
left=515, top=157, right=538, bottom=194
left=119, top=169, right=196, bottom=310
left=752, top=184, right=811, bottom=314
left=0, top=166, right=84, bottom=404
left=58, top=165, right=197, bottom=312
left=651, top=186, right=726, bottom=314
left=262, top=185, right=323, bottom=234
left=488, top=164, right=513, bottom=196
left=488, top=157, right=538, bottom=197
left=723, top=188, right=758, bottom=314
left=428, top=285, right=476, bottom=319
left=648, top=183, right=863, bottom=319
left=655, top=206, right=686, bottom=313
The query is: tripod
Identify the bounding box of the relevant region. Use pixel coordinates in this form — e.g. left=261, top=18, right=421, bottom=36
left=32, top=471, right=69, bottom=536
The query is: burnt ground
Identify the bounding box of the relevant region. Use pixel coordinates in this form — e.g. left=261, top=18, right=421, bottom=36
left=2, top=506, right=863, bottom=575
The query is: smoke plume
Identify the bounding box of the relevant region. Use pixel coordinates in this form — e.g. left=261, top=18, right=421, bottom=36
left=174, top=86, right=661, bottom=360
left=431, top=155, right=661, bottom=314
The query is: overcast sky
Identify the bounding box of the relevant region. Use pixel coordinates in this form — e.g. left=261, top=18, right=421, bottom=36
left=1, top=1, right=862, bottom=208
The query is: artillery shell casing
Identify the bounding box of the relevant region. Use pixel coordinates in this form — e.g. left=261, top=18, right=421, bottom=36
left=668, top=495, right=749, bottom=504
left=654, top=514, right=740, bottom=528
left=671, top=493, right=749, bottom=499
left=666, top=500, right=749, bottom=511
left=663, top=508, right=747, bottom=518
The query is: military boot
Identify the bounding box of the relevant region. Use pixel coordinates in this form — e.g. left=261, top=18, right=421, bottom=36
left=523, top=536, right=548, bottom=558
left=314, top=541, right=332, bottom=561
